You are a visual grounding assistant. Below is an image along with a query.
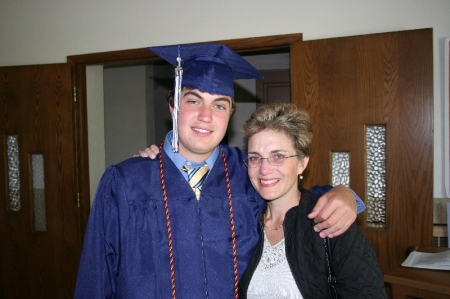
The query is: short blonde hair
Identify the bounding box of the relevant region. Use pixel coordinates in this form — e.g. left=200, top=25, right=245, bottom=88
left=242, top=102, right=312, bottom=158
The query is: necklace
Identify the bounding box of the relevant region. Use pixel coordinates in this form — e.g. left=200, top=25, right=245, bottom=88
left=159, top=143, right=238, bottom=298
left=263, top=214, right=284, bottom=231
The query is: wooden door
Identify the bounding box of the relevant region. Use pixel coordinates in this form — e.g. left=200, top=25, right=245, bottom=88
left=0, top=64, right=82, bottom=298
left=290, top=28, right=434, bottom=274
left=256, top=69, right=291, bottom=106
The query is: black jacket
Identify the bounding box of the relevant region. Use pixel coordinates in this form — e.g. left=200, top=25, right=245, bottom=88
left=239, top=188, right=387, bottom=299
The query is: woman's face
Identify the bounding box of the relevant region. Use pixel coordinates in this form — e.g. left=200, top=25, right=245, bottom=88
left=247, top=129, right=308, bottom=203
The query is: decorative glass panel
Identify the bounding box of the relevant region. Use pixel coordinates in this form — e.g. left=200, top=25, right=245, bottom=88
left=6, top=135, right=21, bottom=211
left=32, top=154, right=46, bottom=232
left=366, top=125, right=386, bottom=228
left=331, top=152, right=350, bottom=187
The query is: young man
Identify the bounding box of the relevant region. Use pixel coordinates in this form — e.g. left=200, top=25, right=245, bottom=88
left=75, top=43, right=364, bottom=298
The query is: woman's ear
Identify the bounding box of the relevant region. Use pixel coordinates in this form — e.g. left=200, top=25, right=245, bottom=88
left=298, top=156, right=310, bottom=174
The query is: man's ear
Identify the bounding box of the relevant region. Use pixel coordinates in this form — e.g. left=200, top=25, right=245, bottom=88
left=169, top=105, right=174, bottom=119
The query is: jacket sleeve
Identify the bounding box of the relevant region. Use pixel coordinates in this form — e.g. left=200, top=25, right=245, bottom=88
left=330, top=223, right=387, bottom=298
left=74, top=166, right=125, bottom=299
left=309, top=185, right=366, bottom=214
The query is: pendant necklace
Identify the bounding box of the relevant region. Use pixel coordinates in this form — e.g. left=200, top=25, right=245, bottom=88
left=263, top=214, right=284, bottom=231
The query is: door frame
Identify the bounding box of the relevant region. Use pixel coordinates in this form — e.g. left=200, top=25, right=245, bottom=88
left=67, top=33, right=304, bottom=233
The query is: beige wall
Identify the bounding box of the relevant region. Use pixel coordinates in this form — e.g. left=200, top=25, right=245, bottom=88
left=1, top=0, right=450, bottom=198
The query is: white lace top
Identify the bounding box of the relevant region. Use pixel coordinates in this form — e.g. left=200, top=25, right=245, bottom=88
left=247, top=232, right=303, bottom=299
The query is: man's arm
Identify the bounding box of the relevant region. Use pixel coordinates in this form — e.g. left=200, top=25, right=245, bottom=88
left=138, top=147, right=365, bottom=239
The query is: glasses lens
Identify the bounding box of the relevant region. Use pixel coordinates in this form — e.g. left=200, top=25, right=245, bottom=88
left=270, top=153, right=286, bottom=166
left=246, top=156, right=260, bottom=167
left=245, top=154, right=295, bottom=167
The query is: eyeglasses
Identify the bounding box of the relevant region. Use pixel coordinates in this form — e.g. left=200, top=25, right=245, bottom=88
left=243, top=153, right=299, bottom=168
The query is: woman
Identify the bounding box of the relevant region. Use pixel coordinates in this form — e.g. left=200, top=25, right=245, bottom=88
left=239, top=102, right=387, bottom=298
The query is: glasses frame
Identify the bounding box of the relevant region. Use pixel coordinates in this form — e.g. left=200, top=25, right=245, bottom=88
left=243, top=153, right=299, bottom=168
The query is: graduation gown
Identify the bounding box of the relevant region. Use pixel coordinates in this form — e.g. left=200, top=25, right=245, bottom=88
left=74, top=144, right=264, bottom=298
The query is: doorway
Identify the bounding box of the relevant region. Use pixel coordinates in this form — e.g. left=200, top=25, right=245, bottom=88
left=88, top=52, right=291, bottom=201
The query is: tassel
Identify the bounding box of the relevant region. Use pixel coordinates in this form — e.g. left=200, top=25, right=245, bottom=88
left=172, top=48, right=183, bottom=152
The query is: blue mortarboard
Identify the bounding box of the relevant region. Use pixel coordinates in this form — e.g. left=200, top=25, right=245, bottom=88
left=148, top=43, right=263, bottom=97
left=148, top=43, right=263, bottom=152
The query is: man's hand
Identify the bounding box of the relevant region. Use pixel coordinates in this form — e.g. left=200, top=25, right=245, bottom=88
left=138, top=145, right=160, bottom=159
left=308, top=185, right=357, bottom=238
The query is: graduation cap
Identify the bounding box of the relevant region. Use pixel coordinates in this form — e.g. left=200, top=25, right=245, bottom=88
left=148, top=43, right=263, bottom=152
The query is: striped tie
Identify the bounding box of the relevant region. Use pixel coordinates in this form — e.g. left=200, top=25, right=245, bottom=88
left=182, top=164, right=210, bottom=200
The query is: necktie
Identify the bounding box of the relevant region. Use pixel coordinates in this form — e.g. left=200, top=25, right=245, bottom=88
left=182, top=164, right=210, bottom=200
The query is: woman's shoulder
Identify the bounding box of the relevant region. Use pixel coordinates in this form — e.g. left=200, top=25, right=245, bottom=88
left=299, top=188, right=320, bottom=209
left=284, top=189, right=319, bottom=224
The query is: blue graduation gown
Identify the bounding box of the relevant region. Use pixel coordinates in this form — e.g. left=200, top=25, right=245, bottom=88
left=74, top=144, right=264, bottom=298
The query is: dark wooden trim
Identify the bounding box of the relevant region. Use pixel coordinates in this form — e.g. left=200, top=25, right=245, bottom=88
left=71, top=62, right=91, bottom=238
left=215, top=33, right=302, bottom=53
left=67, top=48, right=158, bottom=65
left=67, top=33, right=303, bottom=65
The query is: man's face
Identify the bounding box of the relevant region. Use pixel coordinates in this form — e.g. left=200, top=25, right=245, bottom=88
left=171, top=88, right=233, bottom=162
